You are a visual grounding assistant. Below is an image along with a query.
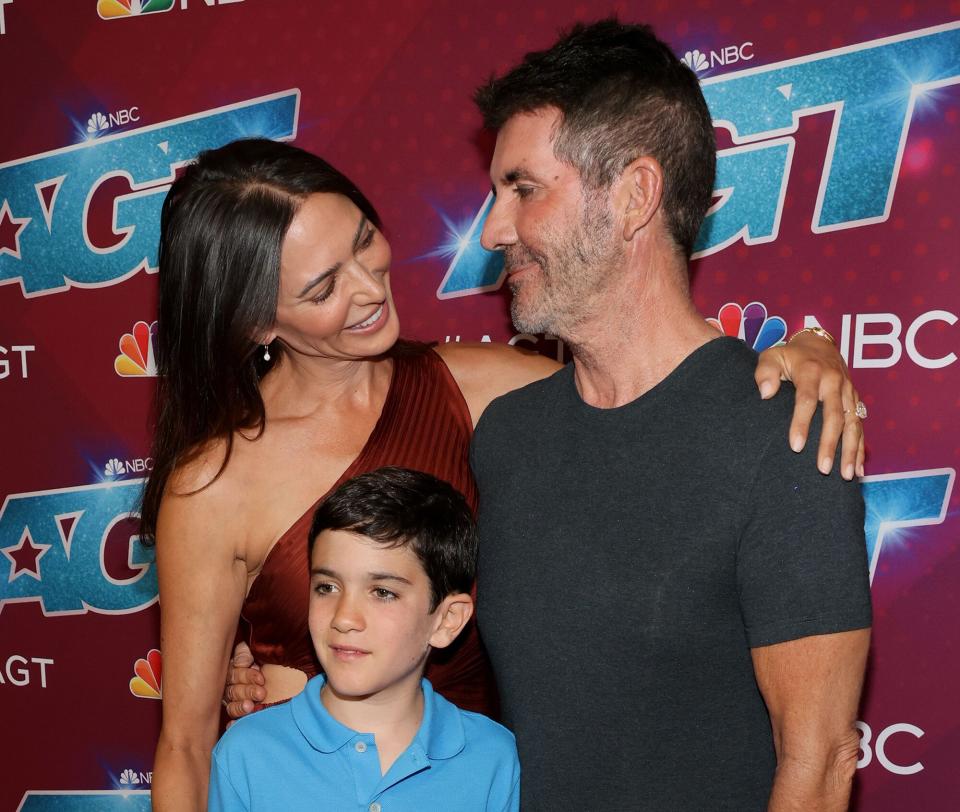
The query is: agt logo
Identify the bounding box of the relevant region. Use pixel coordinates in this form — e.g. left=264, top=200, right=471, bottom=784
left=115, top=321, right=157, bottom=376
left=681, top=42, right=755, bottom=74
left=97, top=0, right=244, bottom=19
left=0, top=480, right=156, bottom=616
left=129, top=648, right=162, bottom=699
left=0, top=89, right=299, bottom=298
left=86, top=107, right=142, bottom=139
left=17, top=792, right=151, bottom=810
left=436, top=22, right=960, bottom=297
left=0, top=343, right=35, bottom=379
left=0, top=0, right=13, bottom=36
left=0, top=654, right=53, bottom=688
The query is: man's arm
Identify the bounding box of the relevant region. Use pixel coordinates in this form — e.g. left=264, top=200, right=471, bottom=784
left=752, top=629, right=870, bottom=811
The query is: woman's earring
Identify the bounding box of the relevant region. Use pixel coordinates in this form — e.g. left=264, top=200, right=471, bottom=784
left=263, top=344, right=271, bottom=362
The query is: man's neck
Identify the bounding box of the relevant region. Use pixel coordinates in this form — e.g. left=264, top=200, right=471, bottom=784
left=565, top=256, right=718, bottom=408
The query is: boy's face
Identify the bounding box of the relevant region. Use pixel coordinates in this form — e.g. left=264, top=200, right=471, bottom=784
left=308, top=529, right=466, bottom=700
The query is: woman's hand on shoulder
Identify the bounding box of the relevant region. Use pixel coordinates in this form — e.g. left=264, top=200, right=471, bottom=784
left=755, top=331, right=865, bottom=480
left=436, top=341, right=561, bottom=426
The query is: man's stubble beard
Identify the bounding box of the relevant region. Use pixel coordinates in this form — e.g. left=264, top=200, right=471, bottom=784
left=507, top=194, right=621, bottom=342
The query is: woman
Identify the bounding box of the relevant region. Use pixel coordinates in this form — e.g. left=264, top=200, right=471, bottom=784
left=146, top=138, right=861, bottom=810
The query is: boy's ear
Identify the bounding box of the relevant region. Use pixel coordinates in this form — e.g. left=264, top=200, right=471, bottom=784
left=428, top=593, right=474, bottom=650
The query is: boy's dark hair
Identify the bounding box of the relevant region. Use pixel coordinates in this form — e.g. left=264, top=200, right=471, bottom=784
left=474, top=18, right=716, bottom=260
left=309, top=467, right=477, bottom=611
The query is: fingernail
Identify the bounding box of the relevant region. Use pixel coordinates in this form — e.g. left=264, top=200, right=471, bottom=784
left=819, top=458, right=832, bottom=474
left=790, top=435, right=803, bottom=453
left=759, top=381, right=774, bottom=399
left=844, top=464, right=855, bottom=480
left=857, top=463, right=865, bottom=477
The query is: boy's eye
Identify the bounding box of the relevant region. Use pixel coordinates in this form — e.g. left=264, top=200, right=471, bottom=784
left=313, top=582, right=337, bottom=595
left=372, top=587, right=397, bottom=601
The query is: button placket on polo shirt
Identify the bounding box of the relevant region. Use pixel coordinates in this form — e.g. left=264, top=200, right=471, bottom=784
left=347, top=733, right=381, bottom=807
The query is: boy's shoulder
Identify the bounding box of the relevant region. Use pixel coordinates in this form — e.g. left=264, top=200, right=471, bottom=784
left=213, top=701, right=296, bottom=762
left=429, top=687, right=517, bottom=762
left=458, top=707, right=516, bottom=749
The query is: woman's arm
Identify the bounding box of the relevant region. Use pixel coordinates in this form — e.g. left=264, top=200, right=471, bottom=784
left=151, top=455, right=250, bottom=812
left=435, top=342, right=561, bottom=427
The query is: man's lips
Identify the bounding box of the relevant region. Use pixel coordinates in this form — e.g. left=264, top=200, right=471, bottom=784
left=505, top=262, right=539, bottom=277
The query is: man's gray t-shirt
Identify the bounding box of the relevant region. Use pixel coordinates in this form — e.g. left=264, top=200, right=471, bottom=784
left=471, top=337, right=872, bottom=811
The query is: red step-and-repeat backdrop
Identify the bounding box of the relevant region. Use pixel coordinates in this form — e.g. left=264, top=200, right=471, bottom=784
left=1, top=1, right=957, bottom=809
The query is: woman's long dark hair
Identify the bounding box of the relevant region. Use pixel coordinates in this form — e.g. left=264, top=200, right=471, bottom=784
left=139, top=138, right=382, bottom=544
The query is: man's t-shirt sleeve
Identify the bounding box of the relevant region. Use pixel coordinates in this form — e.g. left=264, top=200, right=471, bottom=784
left=736, top=412, right=872, bottom=648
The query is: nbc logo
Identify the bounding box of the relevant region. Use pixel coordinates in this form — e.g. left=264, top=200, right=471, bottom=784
left=119, top=769, right=138, bottom=785
left=86, top=112, right=109, bottom=135
left=104, top=458, right=125, bottom=478
left=130, top=648, right=162, bottom=699
left=707, top=301, right=787, bottom=352
left=97, top=0, right=174, bottom=19
left=682, top=49, right=709, bottom=73
left=115, top=320, right=158, bottom=377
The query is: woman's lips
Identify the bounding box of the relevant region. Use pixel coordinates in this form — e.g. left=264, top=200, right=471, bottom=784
left=346, top=301, right=388, bottom=332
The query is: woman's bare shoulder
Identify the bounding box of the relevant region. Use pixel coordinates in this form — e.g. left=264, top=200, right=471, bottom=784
left=435, top=341, right=561, bottom=425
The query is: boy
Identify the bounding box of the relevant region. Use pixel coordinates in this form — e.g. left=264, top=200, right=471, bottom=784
left=208, top=467, right=520, bottom=811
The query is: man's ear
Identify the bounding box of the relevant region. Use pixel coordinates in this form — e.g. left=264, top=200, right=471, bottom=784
left=614, top=155, right=664, bottom=241
left=428, top=593, right=474, bottom=649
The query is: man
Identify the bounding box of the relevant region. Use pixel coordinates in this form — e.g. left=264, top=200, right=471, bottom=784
left=470, top=19, right=872, bottom=811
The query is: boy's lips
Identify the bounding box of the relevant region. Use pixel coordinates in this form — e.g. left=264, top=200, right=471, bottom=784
left=330, top=644, right=371, bottom=661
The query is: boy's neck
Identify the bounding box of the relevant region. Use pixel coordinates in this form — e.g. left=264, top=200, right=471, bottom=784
left=320, top=673, right=425, bottom=776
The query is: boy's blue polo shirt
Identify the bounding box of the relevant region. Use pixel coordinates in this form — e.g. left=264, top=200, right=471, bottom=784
left=209, top=675, right=520, bottom=811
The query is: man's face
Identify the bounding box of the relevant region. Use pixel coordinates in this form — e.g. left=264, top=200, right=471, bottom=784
left=481, top=108, right=621, bottom=338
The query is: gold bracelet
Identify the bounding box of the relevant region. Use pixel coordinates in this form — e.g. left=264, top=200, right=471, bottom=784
left=787, top=326, right=835, bottom=346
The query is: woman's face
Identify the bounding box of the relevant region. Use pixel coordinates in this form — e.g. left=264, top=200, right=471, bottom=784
left=269, top=193, right=400, bottom=360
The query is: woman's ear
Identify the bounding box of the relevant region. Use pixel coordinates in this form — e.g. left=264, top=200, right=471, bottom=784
left=614, top=155, right=665, bottom=242
left=428, top=593, right=474, bottom=649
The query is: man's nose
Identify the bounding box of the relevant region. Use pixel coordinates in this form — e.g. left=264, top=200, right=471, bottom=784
left=480, top=194, right=517, bottom=252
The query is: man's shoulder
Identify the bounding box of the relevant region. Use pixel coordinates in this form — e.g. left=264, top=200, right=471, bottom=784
left=473, top=363, right=568, bottom=441
left=695, top=338, right=799, bottom=428
left=485, top=362, right=568, bottom=412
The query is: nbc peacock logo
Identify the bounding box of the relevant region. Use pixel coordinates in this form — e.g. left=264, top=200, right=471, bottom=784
left=97, top=0, right=175, bottom=19
left=707, top=301, right=787, bottom=352
left=87, top=112, right=109, bottom=135
left=129, top=648, right=162, bottom=699
left=104, top=458, right=125, bottom=478
left=681, top=49, right=709, bottom=73
left=115, top=320, right=158, bottom=377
